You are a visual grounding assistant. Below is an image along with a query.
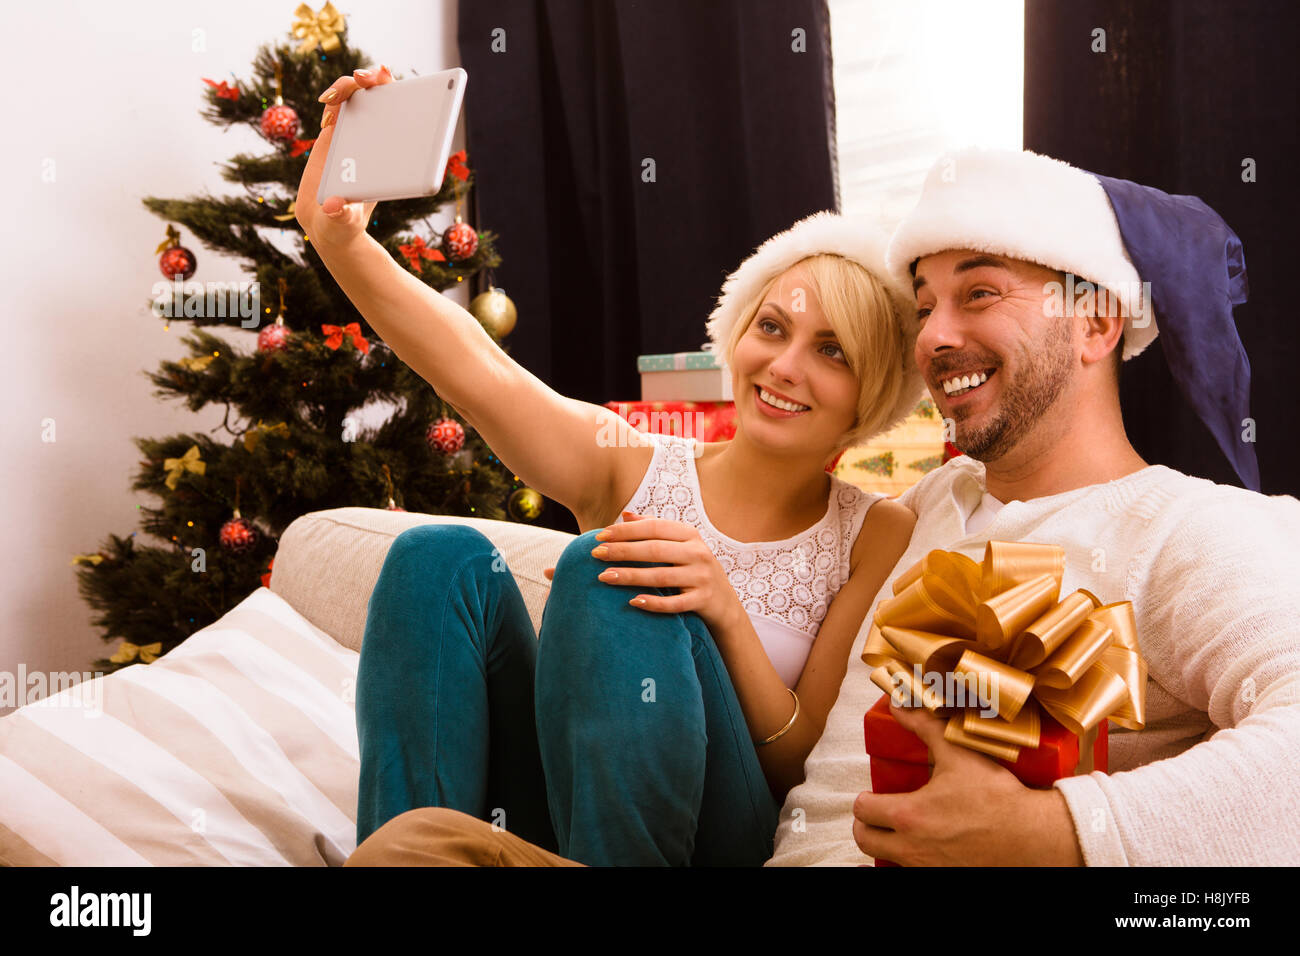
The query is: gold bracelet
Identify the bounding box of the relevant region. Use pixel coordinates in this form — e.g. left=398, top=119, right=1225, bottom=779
left=755, top=687, right=800, bottom=746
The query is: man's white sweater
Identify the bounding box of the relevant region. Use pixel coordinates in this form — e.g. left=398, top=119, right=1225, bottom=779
left=768, top=455, right=1300, bottom=866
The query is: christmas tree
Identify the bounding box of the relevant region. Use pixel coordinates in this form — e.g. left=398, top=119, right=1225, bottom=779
left=75, top=9, right=539, bottom=673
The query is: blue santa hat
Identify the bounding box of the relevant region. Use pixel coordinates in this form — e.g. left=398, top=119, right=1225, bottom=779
left=886, top=147, right=1258, bottom=491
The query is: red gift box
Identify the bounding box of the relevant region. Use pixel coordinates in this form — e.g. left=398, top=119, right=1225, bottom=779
left=862, top=694, right=1108, bottom=866
left=604, top=400, right=737, bottom=443
left=604, top=399, right=845, bottom=471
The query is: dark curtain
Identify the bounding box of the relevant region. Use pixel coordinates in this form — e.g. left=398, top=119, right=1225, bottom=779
left=1025, top=0, right=1300, bottom=496
left=458, top=0, right=839, bottom=531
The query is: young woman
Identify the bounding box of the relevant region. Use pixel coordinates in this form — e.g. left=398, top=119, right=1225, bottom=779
left=300, top=67, right=924, bottom=866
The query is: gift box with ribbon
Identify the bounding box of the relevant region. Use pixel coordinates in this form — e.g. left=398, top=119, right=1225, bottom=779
left=860, top=540, right=1147, bottom=866
left=636, top=351, right=733, bottom=402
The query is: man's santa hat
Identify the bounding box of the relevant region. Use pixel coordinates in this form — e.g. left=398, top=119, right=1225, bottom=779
left=886, top=147, right=1257, bottom=491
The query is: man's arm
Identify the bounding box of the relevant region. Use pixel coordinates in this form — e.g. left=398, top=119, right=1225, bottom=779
left=1052, top=491, right=1300, bottom=865
left=854, top=489, right=1300, bottom=866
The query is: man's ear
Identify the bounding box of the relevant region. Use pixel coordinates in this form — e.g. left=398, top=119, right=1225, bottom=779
left=1078, top=283, right=1126, bottom=369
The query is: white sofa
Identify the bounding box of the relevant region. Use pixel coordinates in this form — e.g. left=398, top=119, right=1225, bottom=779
left=0, top=507, right=577, bottom=866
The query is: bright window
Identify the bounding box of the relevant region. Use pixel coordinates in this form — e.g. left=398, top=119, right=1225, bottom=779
left=829, top=0, right=1024, bottom=228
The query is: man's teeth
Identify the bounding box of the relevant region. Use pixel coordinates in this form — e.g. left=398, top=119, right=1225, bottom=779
left=758, top=387, right=809, bottom=412
left=942, top=371, right=990, bottom=396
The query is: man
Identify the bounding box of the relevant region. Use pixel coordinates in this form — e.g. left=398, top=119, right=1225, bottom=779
left=772, top=147, right=1300, bottom=866
left=348, top=148, right=1300, bottom=866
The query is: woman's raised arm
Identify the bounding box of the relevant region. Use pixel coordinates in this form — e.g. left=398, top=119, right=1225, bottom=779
left=297, top=68, right=642, bottom=525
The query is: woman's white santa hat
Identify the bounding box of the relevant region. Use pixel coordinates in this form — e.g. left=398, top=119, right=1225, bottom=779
left=702, top=210, right=926, bottom=439
left=886, top=147, right=1258, bottom=491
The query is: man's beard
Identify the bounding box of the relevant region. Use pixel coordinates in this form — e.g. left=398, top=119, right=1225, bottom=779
left=952, top=322, right=1074, bottom=462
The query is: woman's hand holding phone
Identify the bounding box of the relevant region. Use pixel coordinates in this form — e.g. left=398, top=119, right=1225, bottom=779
left=295, top=65, right=394, bottom=252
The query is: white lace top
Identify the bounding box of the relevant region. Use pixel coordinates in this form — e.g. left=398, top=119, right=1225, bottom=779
left=617, top=433, right=883, bottom=687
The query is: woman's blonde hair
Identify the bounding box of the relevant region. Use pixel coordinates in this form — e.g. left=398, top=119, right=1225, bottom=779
left=723, top=253, right=911, bottom=460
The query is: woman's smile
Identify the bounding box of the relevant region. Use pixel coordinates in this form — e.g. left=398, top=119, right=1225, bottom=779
left=753, top=383, right=812, bottom=418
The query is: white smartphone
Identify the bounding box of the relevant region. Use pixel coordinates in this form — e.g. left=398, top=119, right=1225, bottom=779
left=316, top=67, right=467, bottom=206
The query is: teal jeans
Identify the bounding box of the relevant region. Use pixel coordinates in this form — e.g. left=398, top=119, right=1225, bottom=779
left=354, top=524, right=779, bottom=865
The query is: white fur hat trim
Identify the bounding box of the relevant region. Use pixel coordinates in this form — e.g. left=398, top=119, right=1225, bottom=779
left=885, top=147, right=1158, bottom=361
left=702, top=210, right=926, bottom=436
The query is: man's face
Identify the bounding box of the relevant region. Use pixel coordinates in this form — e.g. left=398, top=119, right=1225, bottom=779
left=912, top=250, right=1076, bottom=462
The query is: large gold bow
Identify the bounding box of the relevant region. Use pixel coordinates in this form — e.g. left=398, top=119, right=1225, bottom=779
left=863, top=541, right=1147, bottom=762
left=110, top=641, right=162, bottom=665
left=292, top=2, right=346, bottom=55
left=163, top=444, right=206, bottom=490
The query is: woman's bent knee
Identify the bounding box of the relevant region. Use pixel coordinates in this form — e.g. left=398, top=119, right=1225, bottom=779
left=386, top=523, right=496, bottom=568
left=552, top=529, right=605, bottom=577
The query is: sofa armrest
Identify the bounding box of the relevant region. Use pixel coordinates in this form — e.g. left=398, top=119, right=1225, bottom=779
left=269, top=507, right=577, bottom=653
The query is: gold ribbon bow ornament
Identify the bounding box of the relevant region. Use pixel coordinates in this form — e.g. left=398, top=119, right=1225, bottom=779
left=291, top=2, right=346, bottom=55
left=163, top=445, right=206, bottom=490
left=864, top=541, right=1147, bottom=762
left=178, top=354, right=216, bottom=373
left=154, top=224, right=182, bottom=255
left=243, top=420, right=290, bottom=453
left=110, top=641, right=163, bottom=665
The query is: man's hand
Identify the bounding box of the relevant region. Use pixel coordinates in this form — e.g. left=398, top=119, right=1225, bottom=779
left=852, top=700, right=1084, bottom=866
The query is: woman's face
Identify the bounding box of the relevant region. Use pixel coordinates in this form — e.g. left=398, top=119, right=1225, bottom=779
left=730, top=263, right=860, bottom=457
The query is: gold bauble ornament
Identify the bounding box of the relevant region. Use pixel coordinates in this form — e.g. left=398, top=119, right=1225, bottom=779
left=468, top=287, right=517, bottom=339
left=508, top=486, right=544, bottom=522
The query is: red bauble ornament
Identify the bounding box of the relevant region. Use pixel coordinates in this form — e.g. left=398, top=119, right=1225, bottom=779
left=159, top=245, right=197, bottom=280
left=219, top=511, right=259, bottom=553
left=258, top=318, right=291, bottom=352
left=260, top=99, right=300, bottom=143
left=426, top=418, right=465, bottom=454
left=442, top=218, right=479, bottom=261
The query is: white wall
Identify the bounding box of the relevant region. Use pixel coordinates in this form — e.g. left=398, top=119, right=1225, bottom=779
left=1, top=0, right=465, bottom=713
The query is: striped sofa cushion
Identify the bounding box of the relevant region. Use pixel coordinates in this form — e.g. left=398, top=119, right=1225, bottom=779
left=0, top=587, right=360, bottom=866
